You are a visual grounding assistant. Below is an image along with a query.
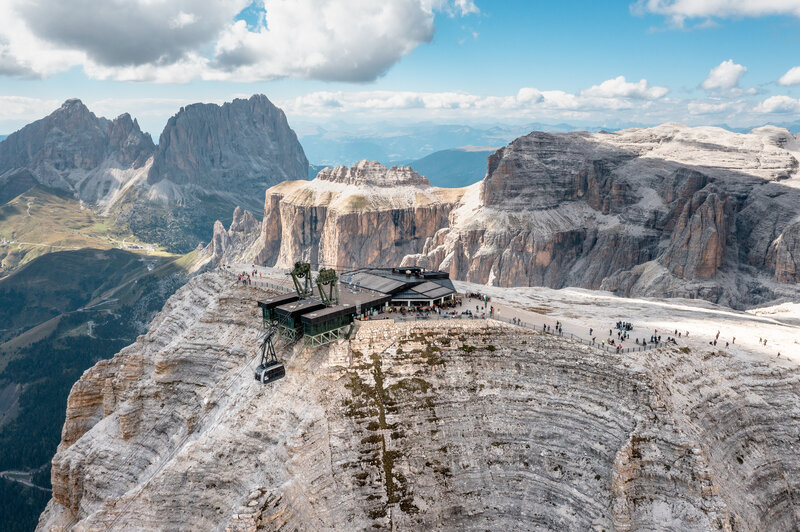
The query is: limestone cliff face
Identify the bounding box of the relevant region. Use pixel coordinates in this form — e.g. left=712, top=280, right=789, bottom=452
left=408, top=124, right=800, bottom=307
left=251, top=161, right=464, bottom=269
left=770, top=221, right=800, bottom=283
left=207, top=206, right=261, bottom=264
left=38, top=272, right=800, bottom=530
left=147, top=94, right=308, bottom=213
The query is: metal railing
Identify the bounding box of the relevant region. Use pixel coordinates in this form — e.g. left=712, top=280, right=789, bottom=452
left=218, top=267, right=294, bottom=293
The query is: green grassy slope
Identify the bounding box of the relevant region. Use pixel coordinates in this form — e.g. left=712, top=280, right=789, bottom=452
left=0, top=248, right=190, bottom=531
left=0, top=185, right=172, bottom=274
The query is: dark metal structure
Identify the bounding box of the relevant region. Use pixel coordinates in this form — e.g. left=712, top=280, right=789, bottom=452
left=316, top=268, right=339, bottom=306
left=289, top=262, right=314, bottom=299
left=257, top=294, right=300, bottom=328
left=301, top=305, right=356, bottom=346
left=254, top=329, right=285, bottom=384
left=275, top=300, right=326, bottom=341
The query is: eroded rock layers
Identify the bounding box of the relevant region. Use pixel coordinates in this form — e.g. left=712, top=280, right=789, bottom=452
left=38, top=273, right=800, bottom=530
left=233, top=125, right=800, bottom=308
left=247, top=160, right=465, bottom=269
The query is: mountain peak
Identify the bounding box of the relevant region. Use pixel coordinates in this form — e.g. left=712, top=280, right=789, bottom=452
left=147, top=92, right=308, bottom=209
left=316, top=160, right=430, bottom=187
left=60, top=98, right=88, bottom=110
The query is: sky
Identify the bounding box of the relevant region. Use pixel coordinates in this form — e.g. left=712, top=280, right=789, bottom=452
left=1, top=0, right=800, bottom=137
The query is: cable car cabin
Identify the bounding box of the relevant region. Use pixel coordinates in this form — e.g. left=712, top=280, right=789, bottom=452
left=258, top=294, right=300, bottom=327
left=301, top=305, right=357, bottom=347
left=255, top=360, right=286, bottom=384
left=274, top=300, right=326, bottom=341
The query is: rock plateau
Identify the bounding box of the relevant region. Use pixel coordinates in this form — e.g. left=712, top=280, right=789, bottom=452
left=215, top=124, right=800, bottom=308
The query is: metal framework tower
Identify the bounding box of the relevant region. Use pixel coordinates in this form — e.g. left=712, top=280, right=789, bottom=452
left=289, top=262, right=314, bottom=299
left=316, top=268, right=339, bottom=306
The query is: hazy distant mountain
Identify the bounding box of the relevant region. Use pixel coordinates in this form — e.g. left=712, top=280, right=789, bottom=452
left=298, top=123, right=539, bottom=167
left=407, top=146, right=495, bottom=188
left=0, top=135, right=7, bottom=142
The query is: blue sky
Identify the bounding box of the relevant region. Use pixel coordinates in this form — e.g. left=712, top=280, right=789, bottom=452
left=1, top=0, right=800, bottom=136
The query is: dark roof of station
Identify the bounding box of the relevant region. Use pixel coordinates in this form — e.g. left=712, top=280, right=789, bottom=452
left=258, top=293, right=300, bottom=309
left=392, top=281, right=456, bottom=300
left=338, top=289, right=392, bottom=310
left=301, top=305, right=357, bottom=325
left=340, top=267, right=456, bottom=300
left=275, top=300, right=326, bottom=318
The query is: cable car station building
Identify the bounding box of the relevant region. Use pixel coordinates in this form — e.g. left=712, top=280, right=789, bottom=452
left=257, top=265, right=456, bottom=347
left=343, top=267, right=457, bottom=307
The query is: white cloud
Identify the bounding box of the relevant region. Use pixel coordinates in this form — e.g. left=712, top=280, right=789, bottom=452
left=170, top=12, right=200, bottom=30
left=754, top=95, right=800, bottom=113
left=778, top=66, right=800, bottom=86
left=212, top=1, right=438, bottom=82
left=451, top=0, right=480, bottom=16
left=516, top=87, right=543, bottom=104
left=0, top=0, right=477, bottom=83
left=17, top=0, right=247, bottom=67
left=0, top=96, right=61, bottom=120
left=634, top=0, right=800, bottom=26
left=687, top=99, right=742, bottom=114
left=581, top=76, right=669, bottom=99
left=701, top=59, right=752, bottom=94
left=279, top=76, right=669, bottom=119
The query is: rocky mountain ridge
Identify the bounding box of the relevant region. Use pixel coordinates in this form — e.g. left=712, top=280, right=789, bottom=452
left=236, top=160, right=464, bottom=269
left=211, top=124, right=800, bottom=308
left=146, top=94, right=308, bottom=213
left=0, top=99, right=154, bottom=206
left=0, top=95, right=308, bottom=253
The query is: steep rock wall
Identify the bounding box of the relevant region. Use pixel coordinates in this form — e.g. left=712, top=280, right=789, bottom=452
left=251, top=161, right=464, bottom=269
left=407, top=126, right=800, bottom=307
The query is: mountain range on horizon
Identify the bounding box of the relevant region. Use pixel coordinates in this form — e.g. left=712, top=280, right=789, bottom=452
left=7, top=115, right=800, bottom=170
